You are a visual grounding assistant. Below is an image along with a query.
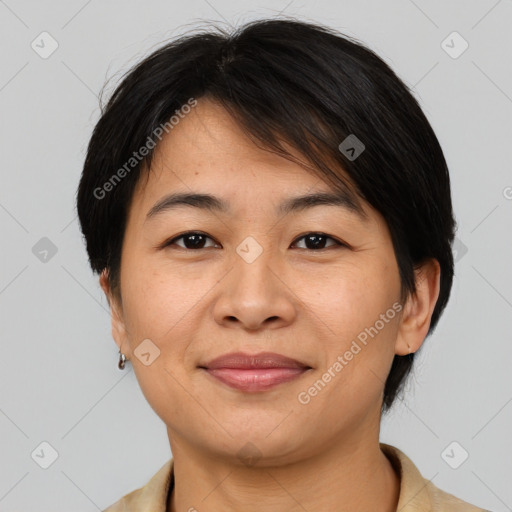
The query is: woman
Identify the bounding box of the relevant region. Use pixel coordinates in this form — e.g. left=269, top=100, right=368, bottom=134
left=76, top=18, right=489, bottom=512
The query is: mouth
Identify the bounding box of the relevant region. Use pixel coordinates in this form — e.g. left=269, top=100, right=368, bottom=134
left=198, top=352, right=312, bottom=392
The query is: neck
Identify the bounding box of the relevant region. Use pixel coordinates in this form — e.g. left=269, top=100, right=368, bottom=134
left=167, top=435, right=400, bottom=512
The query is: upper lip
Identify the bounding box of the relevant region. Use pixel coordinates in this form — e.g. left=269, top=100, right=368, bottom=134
left=200, top=352, right=311, bottom=370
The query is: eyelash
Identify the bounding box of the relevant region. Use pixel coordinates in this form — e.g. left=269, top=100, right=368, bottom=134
left=160, top=231, right=347, bottom=251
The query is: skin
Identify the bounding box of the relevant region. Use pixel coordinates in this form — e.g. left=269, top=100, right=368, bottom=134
left=100, top=98, right=440, bottom=512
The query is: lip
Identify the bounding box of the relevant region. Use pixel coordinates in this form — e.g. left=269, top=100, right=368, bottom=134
left=202, top=351, right=310, bottom=370
left=199, top=351, right=312, bottom=392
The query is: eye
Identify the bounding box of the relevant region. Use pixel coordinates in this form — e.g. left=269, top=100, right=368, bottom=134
left=291, top=232, right=345, bottom=250
left=161, top=231, right=346, bottom=251
left=163, top=231, right=219, bottom=250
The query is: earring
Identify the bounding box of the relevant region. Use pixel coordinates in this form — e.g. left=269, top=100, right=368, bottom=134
left=118, top=349, right=127, bottom=370
left=407, top=344, right=412, bottom=354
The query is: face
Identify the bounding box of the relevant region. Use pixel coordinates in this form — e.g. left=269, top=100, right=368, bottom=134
left=102, top=98, right=430, bottom=465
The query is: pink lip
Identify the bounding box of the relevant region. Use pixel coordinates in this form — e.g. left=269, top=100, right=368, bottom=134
left=200, top=352, right=311, bottom=392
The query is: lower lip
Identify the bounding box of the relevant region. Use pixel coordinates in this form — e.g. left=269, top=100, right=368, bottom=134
left=203, top=367, right=309, bottom=392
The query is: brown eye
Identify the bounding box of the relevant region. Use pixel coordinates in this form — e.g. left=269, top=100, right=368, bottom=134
left=291, top=233, right=344, bottom=250
left=162, top=231, right=345, bottom=251
left=165, top=232, right=218, bottom=250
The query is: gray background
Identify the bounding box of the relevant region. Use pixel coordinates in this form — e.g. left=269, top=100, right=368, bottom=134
left=0, top=0, right=511, bottom=510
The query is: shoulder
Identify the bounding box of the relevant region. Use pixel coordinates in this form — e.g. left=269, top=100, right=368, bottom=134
left=426, top=479, right=491, bottom=511
left=102, top=486, right=144, bottom=512
left=380, top=443, right=490, bottom=512
left=102, top=458, right=174, bottom=512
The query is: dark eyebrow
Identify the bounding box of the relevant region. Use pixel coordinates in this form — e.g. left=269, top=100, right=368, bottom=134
left=146, top=193, right=229, bottom=221
left=145, top=190, right=368, bottom=222
left=278, top=191, right=367, bottom=220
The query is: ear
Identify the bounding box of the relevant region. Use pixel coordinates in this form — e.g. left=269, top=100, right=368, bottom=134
left=99, top=269, right=128, bottom=352
left=395, top=258, right=441, bottom=355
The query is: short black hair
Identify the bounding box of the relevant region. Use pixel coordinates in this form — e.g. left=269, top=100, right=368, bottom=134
left=76, top=17, right=456, bottom=415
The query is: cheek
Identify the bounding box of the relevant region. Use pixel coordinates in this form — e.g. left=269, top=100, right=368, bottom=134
left=120, top=259, right=193, bottom=337
left=300, top=260, right=400, bottom=383
left=302, top=261, right=396, bottom=335
left=119, top=267, right=194, bottom=418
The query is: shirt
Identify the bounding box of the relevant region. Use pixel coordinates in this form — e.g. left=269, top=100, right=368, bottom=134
left=102, top=443, right=490, bottom=511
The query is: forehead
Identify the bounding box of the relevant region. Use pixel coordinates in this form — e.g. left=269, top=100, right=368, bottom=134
left=148, top=99, right=322, bottom=183
left=129, top=98, right=371, bottom=222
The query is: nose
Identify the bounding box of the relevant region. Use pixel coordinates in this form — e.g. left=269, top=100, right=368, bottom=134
left=212, top=246, right=297, bottom=332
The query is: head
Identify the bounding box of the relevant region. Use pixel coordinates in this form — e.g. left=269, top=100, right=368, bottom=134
left=77, top=18, right=453, bottom=463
